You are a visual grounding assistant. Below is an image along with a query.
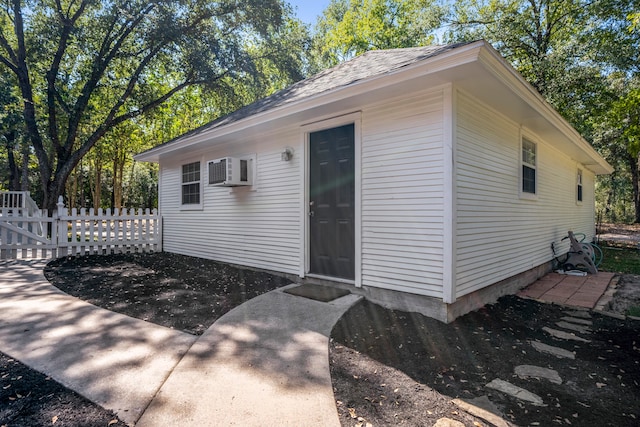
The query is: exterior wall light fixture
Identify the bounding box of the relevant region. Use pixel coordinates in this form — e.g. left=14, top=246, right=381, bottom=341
left=281, top=147, right=294, bottom=161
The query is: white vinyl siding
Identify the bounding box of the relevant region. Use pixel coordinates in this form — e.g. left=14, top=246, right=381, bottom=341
left=455, top=90, right=596, bottom=298
left=160, top=130, right=302, bottom=275
left=156, top=84, right=599, bottom=305
left=361, top=88, right=446, bottom=298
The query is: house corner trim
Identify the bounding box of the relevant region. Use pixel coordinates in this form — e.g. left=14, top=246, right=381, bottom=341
left=442, top=83, right=457, bottom=304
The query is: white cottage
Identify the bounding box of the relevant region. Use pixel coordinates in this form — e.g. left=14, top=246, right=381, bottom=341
left=135, top=40, right=612, bottom=322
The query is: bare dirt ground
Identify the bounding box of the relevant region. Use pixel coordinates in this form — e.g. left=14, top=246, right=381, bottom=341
left=597, top=223, right=640, bottom=316
left=2, top=239, right=640, bottom=426
left=597, top=223, right=640, bottom=247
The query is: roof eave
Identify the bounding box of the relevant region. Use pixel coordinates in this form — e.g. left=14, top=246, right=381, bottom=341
left=476, top=45, right=613, bottom=175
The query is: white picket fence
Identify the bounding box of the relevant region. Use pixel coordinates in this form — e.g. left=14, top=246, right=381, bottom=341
left=0, top=190, right=40, bottom=217
left=0, top=195, right=161, bottom=260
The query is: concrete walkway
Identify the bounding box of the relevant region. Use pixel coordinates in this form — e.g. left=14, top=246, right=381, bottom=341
left=0, top=260, right=360, bottom=426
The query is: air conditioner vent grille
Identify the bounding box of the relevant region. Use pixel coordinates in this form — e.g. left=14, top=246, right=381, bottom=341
left=208, top=158, right=227, bottom=185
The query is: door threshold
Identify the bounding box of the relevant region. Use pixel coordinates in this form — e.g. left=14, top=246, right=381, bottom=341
left=305, top=274, right=355, bottom=286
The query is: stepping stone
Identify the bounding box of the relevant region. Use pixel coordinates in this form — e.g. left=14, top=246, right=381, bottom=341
left=543, top=327, right=591, bottom=342
left=515, top=365, right=562, bottom=384
left=485, top=379, right=544, bottom=406
left=530, top=341, right=575, bottom=359
left=560, top=316, right=593, bottom=326
left=452, top=396, right=510, bottom=427
left=564, top=310, right=591, bottom=319
left=433, top=418, right=465, bottom=427
left=556, top=321, right=591, bottom=334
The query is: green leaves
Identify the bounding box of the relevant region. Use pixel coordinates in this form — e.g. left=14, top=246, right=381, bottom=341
left=0, top=0, right=304, bottom=210
left=313, top=0, right=447, bottom=67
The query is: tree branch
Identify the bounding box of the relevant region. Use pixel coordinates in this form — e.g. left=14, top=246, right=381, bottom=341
left=0, top=28, right=18, bottom=68
left=10, top=0, right=51, bottom=188
left=64, top=3, right=156, bottom=152
left=47, top=0, right=89, bottom=154
left=0, top=53, right=17, bottom=73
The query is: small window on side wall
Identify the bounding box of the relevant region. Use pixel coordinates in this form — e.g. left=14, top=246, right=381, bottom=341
left=181, top=161, right=201, bottom=206
left=577, top=169, right=583, bottom=202
left=521, top=137, right=537, bottom=195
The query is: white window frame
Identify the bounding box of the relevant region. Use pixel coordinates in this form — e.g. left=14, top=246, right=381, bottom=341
left=520, top=135, right=538, bottom=200
left=576, top=168, right=583, bottom=204
left=180, top=160, right=203, bottom=210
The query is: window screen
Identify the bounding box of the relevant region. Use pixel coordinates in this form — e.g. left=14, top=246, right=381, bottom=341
left=182, top=161, right=200, bottom=205
left=522, top=138, right=536, bottom=194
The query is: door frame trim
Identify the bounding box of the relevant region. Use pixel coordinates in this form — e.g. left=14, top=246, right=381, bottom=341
left=300, top=111, right=362, bottom=287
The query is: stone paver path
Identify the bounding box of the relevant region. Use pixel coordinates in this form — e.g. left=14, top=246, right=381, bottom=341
left=559, top=316, right=592, bottom=326
left=485, top=379, right=544, bottom=406
left=543, top=326, right=591, bottom=342
left=530, top=340, right=575, bottom=359
left=514, top=365, right=562, bottom=384
left=483, top=287, right=608, bottom=417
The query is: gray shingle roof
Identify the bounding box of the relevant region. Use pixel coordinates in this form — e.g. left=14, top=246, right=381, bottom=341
left=146, top=42, right=472, bottom=150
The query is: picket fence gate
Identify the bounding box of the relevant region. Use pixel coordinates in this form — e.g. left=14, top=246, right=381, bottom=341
left=0, top=194, right=161, bottom=260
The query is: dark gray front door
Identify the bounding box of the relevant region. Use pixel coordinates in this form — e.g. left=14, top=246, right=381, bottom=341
left=309, top=124, right=355, bottom=280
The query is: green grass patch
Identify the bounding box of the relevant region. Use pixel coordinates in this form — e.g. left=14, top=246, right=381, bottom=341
left=627, top=306, right=640, bottom=317
left=599, top=245, right=640, bottom=274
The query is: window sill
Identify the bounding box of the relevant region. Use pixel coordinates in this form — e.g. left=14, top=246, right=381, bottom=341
left=519, top=192, right=538, bottom=201
left=180, top=204, right=203, bottom=211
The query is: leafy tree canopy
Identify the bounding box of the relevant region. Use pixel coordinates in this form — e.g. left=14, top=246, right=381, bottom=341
left=0, top=0, right=305, bottom=211
left=312, top=0, right=447, bottom=67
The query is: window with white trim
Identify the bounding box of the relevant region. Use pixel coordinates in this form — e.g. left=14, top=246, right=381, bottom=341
left=521, top=137, right=536, bottom=195
left=181, top=161, right=201, bottom=205
left=577, top=169, right=583, bottom=202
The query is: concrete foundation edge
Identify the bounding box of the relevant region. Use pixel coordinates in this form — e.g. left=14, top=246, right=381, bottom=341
left=357, top=261, right=553, bottom=323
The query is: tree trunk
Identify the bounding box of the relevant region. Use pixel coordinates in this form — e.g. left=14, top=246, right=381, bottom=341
left=20, top=142, right=29, bottom=192
left=4, top=132, right=21, bottom=191
left=112, top=146, right=127, bottom=209
left=92, top=162, right=102, bottom=210
left=630, top=152, right=640, bottom=223
left=42, top=177, right=66, bottom=215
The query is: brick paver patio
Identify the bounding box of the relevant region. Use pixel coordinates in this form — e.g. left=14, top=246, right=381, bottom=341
left=518, top=271, right=616, bottom=308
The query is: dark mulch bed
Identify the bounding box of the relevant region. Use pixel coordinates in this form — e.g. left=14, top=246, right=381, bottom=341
left=44, top=252, right=291, bottom=335
left=331, top=297, right=640, bottom=426
left=0, top=353, right=126, bottom=427
left=2, top=252, right=640, bottom=426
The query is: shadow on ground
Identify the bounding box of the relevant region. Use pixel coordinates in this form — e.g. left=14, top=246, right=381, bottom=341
left=331, top=297, right=640, bottom=426
left=4, top=253, right=640, bottom=426
left=0, top=260, right=197, bottom=425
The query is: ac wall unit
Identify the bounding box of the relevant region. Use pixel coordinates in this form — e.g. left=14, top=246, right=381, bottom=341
left=208, top=157, right=253, bottom=186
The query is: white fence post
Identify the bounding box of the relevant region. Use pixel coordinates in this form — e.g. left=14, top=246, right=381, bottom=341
left=56, top=196, right=69, bottom=257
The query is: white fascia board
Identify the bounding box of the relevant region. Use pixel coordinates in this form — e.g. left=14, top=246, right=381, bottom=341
left=135, top=42, right=486, bottom=163
left=477, top=45, right=613, bottom=175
